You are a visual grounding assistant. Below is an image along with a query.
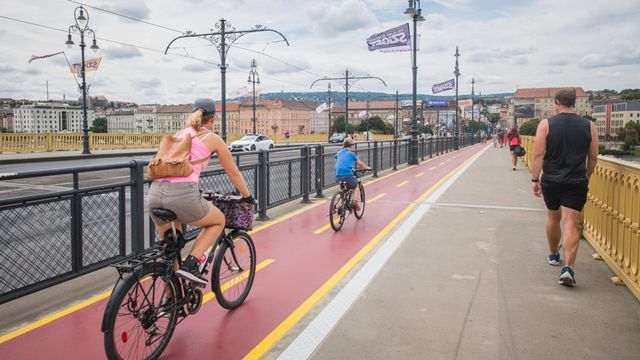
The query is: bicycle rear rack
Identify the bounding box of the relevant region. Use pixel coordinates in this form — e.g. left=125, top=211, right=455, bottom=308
left=111, top=248, right=166, bottom=274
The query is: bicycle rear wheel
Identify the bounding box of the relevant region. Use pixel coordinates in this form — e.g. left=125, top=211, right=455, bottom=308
left=103, top=263, right=179, bottom=360
left=329, top=191, right=346, bottom=231
left=354, top=183, right=366, bottom=219
left=211, top=231, right=256, bottom=310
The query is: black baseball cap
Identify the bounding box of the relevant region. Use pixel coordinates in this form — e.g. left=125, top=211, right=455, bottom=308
left=193, top=98, right=216, bottom=116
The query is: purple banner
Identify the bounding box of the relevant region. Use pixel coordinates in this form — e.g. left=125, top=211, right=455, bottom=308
left=367, top=23, right=411, bottom=52
left=432, top=79, right=455, bottom=94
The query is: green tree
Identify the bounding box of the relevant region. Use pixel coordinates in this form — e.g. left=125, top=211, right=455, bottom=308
left=619, top=88, right=640, bottom=101
left=488, top=113, right=501, bottom=124
left=519, top=118, right=540, bottom=136
left=331, top=115, right=356, bottom=134
left=464, top=120, right=486, bottom=134
left=90, top=117, right=108, bottom=133
left=356, top=116, right=392, bottom=134
left=583, top=114, right=596, bottom=122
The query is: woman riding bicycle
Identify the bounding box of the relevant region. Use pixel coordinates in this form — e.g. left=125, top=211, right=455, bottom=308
left=148, top=98, right=253, bottom=285
left=334, top=137, right=370, bottom=211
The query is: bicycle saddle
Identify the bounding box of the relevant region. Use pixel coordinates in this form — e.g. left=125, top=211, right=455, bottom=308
left=152, top=208, right=177, bottom=222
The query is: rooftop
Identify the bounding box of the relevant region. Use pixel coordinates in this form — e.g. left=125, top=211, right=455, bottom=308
left=513, top=87, right=588, bottom=98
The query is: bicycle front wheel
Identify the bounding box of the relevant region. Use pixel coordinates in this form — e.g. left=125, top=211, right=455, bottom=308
left=103, top=263, right=180, bottom=360
left=211, top=231, right=256, bottom=310
left=354, top=183, right=366, bottom=219
left=329, top=191, right=346, bottom=231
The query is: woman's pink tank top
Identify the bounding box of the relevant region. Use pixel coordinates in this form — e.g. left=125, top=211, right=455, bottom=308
left=155, top=128, right=212, bottom=183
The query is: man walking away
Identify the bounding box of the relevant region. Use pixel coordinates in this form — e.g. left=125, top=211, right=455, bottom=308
left=531, top=88, right=598, bottom=287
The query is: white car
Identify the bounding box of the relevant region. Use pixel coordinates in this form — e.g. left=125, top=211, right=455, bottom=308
left=229, top=134, right=274, bottom=152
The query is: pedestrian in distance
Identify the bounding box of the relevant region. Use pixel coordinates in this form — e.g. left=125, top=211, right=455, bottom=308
left=492, top=132, right=498, bottom=148
left=507, top=126, right=521, bottom=170
left=531, top=88, right=599, bottom=287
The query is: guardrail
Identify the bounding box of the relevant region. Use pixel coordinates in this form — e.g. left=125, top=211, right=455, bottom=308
left=0, top=135, right=477, bottom=304
left=0, top=132, right=396, bottom=153
left=520, top=136, right=640, bottom=300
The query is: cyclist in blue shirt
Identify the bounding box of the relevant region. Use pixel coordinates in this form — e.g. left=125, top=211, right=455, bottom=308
left=335, top=137, right=370, bottom=211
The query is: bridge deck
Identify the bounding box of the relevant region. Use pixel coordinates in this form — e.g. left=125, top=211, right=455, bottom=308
left=2, top=143, right=639, bottom=360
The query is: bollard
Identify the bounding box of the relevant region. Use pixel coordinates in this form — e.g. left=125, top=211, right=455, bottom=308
left=257, top=150, right=269, bottom=220
left=373, top=140, right=379, bottom=177
left=301, top=146, right=311, bottom=203
left=315, top=144, right=324, bottom=198
left=130, top=160, right=146, bottom=254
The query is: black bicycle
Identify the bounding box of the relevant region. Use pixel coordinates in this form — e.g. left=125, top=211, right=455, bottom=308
left=329, top=169, right=371, bottom=231
left=102, top=193, right=256, bottom=360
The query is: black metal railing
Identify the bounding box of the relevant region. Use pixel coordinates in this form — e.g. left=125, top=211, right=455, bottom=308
left=0, top=135, right=477, bottom=304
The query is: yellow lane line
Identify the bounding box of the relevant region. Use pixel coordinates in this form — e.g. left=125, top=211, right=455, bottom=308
left=429, top=167, right=437, bottom=170
left=249, top=201, right=327, bottom=235
left=202, top=259, right=274, bottom=303
left=242, top=149, right=484, bottom=360
left=415, top=172, right=425, bottom=177
left=396, top=180, right=409, bottom=187
left=313, top=224, right=332, bottom=235
left=368, top=193, right=386, bottom=203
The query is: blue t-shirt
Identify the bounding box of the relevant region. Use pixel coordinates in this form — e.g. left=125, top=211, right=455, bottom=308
left=334, top=148, right=358, bottom=176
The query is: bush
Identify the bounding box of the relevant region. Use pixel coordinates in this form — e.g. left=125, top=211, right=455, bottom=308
left=599, top=149, right=628, bottom=156
left=519, top=118, right=540, bottom=136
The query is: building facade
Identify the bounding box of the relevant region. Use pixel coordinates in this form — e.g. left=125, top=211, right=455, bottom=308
left=0, top=108, right=14, bottom=132
left=509, top=87, right=591, bottom=126
left=132, top=105, right=158, bottom=133
left=235, top=100, right=314, bottom=135
left=106, top=110, right=135, bottom=133
left=156, top=104, right=191, bottom=134
left=13, top=103, right=94, bottom=133
left=214, top=102, right=241, bottom=135
left=310, top=109, right=329, bottom=134
left=593, top=101, right=640, bottom=141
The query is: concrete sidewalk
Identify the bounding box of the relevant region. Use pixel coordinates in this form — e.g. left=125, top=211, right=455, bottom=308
left=277, top=145, right=640, bottom=360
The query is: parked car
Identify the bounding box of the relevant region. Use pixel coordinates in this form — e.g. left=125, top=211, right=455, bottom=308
left=329, top=133, right=347, bottom=143
left=229, top=134, right=274, bottom=152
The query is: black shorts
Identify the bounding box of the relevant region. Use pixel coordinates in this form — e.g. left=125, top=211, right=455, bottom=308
left=541, top=180, right=588, bottom=211
left=509, top=145, right=518, bottom=151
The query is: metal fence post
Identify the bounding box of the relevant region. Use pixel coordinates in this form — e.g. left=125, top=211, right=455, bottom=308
left=301, top=146, right=311, bottom=203
left=393, top=140, right=398, bottom=170
left=429, top=138, right=433, bottom=158
left=71, top=173, right=82, bottom=271
left=373, top=140, right=379, bottom=177
left=257, top=150, right=269, bottom=220
left=315, top=144, right=324, bottom=198
left=420, top=138, right=425, bottom=161
left=130, top=160, right=146, bottom=254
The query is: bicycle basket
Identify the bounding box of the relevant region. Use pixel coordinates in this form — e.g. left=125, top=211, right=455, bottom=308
left=212, top=198, right=254, bottom=230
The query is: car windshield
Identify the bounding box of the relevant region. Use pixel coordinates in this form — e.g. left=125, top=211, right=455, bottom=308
left=332, top=133, right=346, bottom=138
left=239, top=136, right=257, bottom=141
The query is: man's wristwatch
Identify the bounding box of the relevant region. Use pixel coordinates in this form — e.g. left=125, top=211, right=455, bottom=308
left=531, top=178, right=539, bottom=183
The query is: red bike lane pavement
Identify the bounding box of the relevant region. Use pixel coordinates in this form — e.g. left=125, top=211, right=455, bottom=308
left=0, top=144, right=484, bottom=360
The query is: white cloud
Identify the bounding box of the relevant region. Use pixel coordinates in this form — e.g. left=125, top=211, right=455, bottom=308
left=432, top=0, right=472, bottom=10
left=579, top=50, right=640, bottom=69
left=102, top=46, right=144, bottom=59
left=305, top=0, right=378, bottom=37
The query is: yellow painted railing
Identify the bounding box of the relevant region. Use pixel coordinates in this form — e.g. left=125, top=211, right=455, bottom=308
left=521, top=136, right=640, bottom=299
left=0, top=132, right=384, bottom=153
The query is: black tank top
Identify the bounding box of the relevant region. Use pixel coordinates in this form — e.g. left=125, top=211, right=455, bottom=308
left=542, top=113, right=591, bottom=184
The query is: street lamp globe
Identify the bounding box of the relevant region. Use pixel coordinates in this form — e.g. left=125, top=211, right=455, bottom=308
left=404, top=0, right=416, bottom=15
left=65, top=34, right=74, bottom=48
left=76, top=8, right=88, bottom=28
left=90, top=38, right=99, bottom=52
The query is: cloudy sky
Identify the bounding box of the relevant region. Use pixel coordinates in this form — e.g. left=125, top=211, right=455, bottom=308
left=1, top=0, right=639, bottom=104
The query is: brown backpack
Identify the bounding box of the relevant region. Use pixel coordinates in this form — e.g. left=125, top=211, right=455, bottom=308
left=146, top=131, right=209, bottom=180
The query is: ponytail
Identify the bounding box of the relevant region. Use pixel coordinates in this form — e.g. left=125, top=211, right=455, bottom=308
left=187, top=109, right=204, bottom=129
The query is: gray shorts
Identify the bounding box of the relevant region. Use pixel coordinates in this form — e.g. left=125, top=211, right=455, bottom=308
left=147, top=181, right=211, bottom=225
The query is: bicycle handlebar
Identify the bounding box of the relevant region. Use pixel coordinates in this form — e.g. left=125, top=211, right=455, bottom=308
left=202, top=190, right=256, bottom=204
left=353, top=168, right=372, bottom=177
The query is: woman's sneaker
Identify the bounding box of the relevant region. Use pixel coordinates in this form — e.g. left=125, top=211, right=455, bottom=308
left=176, top=255, right=207, bottom=286
left=559, top=266, right=576, bottom=287
left=548, top=253, right=561, bottom=266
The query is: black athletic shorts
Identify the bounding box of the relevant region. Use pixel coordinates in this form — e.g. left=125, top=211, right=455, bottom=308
left=540, top=180, right=588, bottom=211
left=509, top=145, right=518, bottom=151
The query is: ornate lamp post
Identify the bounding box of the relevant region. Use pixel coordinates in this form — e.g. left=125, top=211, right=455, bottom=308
left=404, top=0, right=425, bottom=165
left=66, top=5, right=99, bottom=154
left=165, top=20, right=288, bottom=142
left=248, top=59, right=260, bottom=134
left=454, top=46, right=461, bottom=149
